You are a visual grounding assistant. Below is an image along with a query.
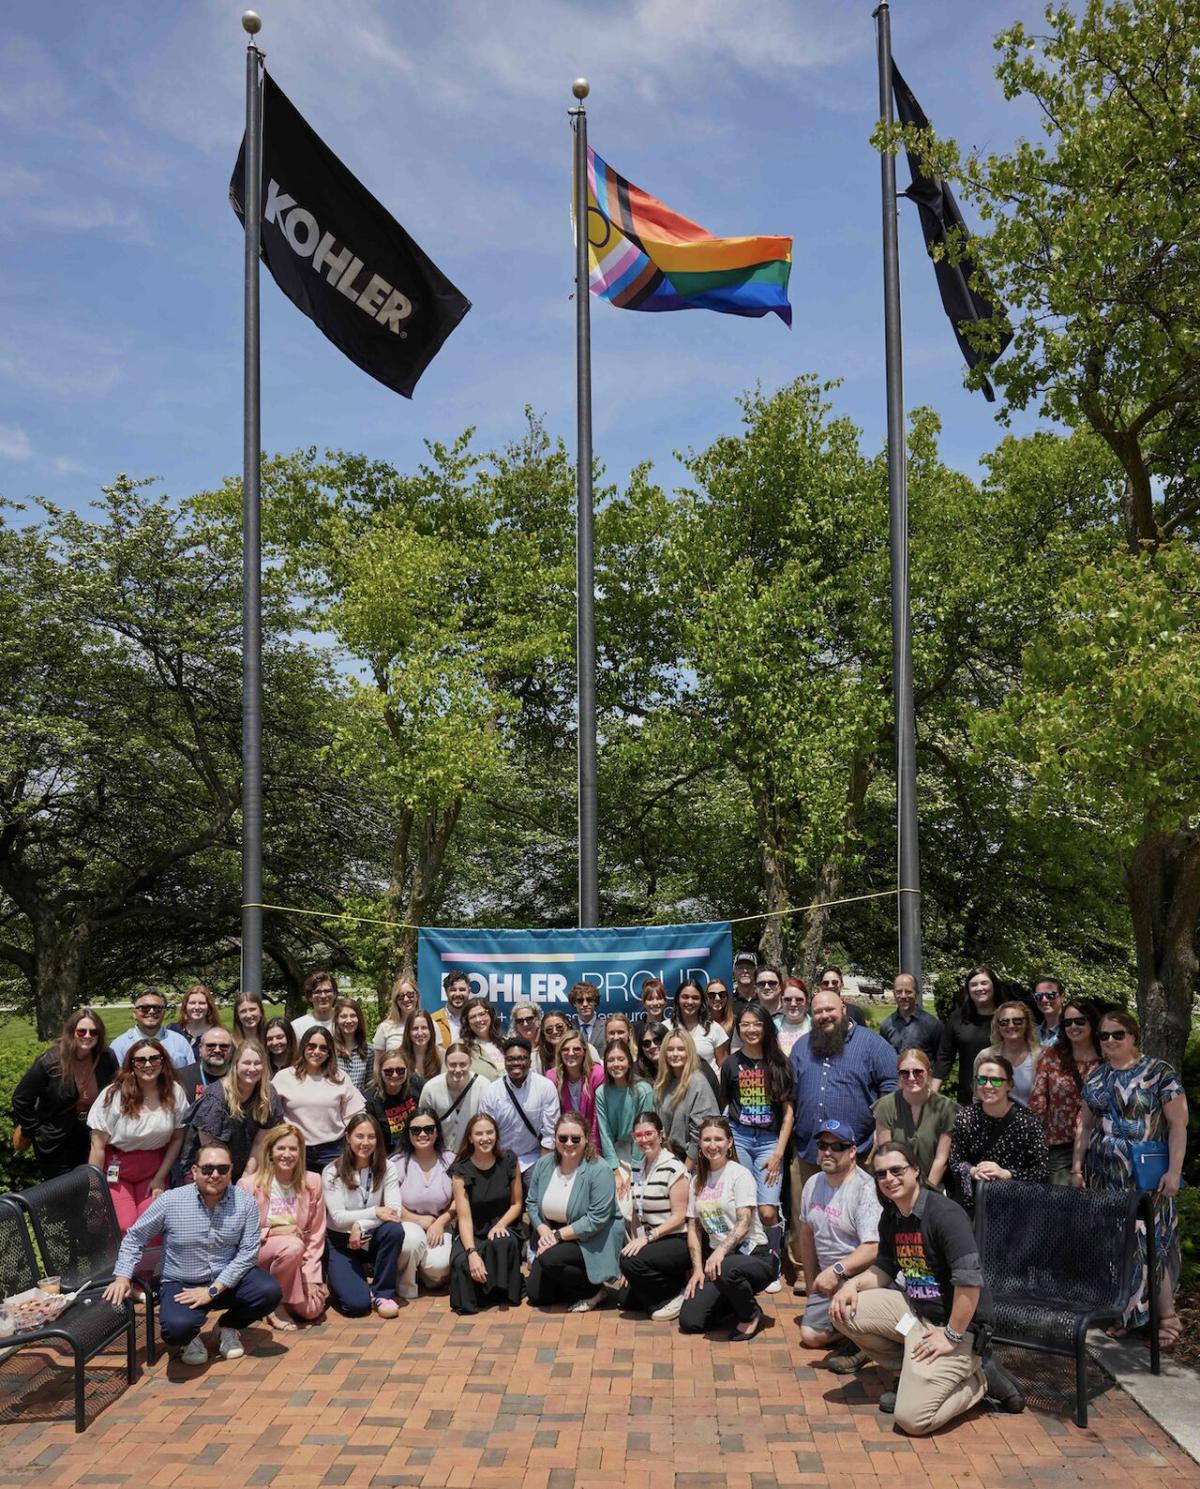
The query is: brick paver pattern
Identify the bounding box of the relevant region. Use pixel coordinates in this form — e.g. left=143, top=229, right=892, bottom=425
left=0, top=1289, right=1193, bottom=1489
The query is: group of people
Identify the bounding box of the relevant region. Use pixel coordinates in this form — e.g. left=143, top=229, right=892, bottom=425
left=7, top=958, right=1189, bottom=1435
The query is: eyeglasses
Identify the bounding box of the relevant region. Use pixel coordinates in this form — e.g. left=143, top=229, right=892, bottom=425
left=782, top=995, right=806, bottom=1004
left=816, top=1140, right=853, bottom=1153
left=1098, top=1030, right=1129, bottom=1042
left=819, top=980, right=840, bottom=989
left=75, top=1028, right=99, bottom=1038
left=134, top=1004, right=165, bottom=1015
left=976, top=1075, right=1007, bottom=1087
left=1062, top=1017, right=1089, bottom=1029
left=875, top=1165, right=910, bottom=1181
left=132, top=1055, right=162, bottom=1067
left=381, top=1067, right=407, bottom=1078
left=898, top=1069, right=926, bottom=1079
left=515, top=1014, right=537, bottom=1024
left=997, top=1017, right=1026, bottom=1028
left=202, top=1045, right=233, bottom=1055
left=557, top=1133, right=584, bottom=1145
left=755, top=978, right=779, bottom=988
left=196, top=1163, right=232, bottom=1177
left=409, top=1125, right=436, bottom=1137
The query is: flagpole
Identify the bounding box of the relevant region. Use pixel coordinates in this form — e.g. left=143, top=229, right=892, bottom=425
left=874, top=2, right=923, bottom=989
left=241, top=10, right=265, bottom=994
left=570, top=79, right=599, bottom=929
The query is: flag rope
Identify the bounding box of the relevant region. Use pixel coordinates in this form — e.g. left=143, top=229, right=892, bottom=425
left=241, top=885, right=918, bottom=934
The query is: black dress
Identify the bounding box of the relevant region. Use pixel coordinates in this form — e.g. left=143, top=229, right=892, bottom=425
left=946, top=1101, right=1049, bottom=1213
left=449, top=1152, right=524, bottom=1314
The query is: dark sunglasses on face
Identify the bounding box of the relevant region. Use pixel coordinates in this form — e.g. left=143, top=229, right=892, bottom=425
left=642, top=1037, right=660, bottom=1048
left=557, top=1133, right=584, bottom=1145
left=76, top=1028, right=99, bottom=1037
left=976, top=1075, right=1007, bottom=1087
left=997, top=1017, right=1026, bottom=1027
left=381, top=1067, right=407, bottom=1078
left=1062, top=1017, right=1089, bottom=1029
left=875, top=1164, right=909, bottom=1181
left=816, top=1140, right=853, bottom=1153
left=1034, top=990, right=1060, bottom=1001
left=899, top=1068, right=926, bottom=1079
left=132, top=1055, right=162, bottom=1067
left=515, top=1013, right=537, bottom=1023
left=197, top=1163, right=231, bottom=1176
left=1098, top=1030, right=1129, bottom=1042
left=409, top=1125, right=436, bottom=1136
left=755, top=978, right=779, bottom=988
left=135, top=1004, right=164, bottom=1015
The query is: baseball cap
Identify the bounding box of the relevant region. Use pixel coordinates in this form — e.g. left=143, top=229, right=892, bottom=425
left=733, top=951, right=758, bottom=966
left=815, top=1118, right=852, bottom=1140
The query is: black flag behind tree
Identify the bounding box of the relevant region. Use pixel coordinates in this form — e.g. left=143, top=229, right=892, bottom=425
left=891, top=62, right=1011, bottom=401
left=230, top=73, right=470, bottom=398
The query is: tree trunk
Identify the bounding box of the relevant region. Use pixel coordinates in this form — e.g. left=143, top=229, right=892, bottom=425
left=1125, top=827, right=1200, bottom=1071
left=754, top=795, right=790, bottom=968
left=798, top=753, right=874, bottom=986
left=263, top=938, right=307, bottom=1019
left=31, top=916, right=92, bottom=1040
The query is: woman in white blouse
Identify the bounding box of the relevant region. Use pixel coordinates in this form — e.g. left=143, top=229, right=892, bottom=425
left=670, top=980, right=729, bottom=1070
left=373, top=976, right=420, bottom=1053
left=322, top=1113, right=425, bottom=1317
left=87, top=1039, right=189, bottom=1232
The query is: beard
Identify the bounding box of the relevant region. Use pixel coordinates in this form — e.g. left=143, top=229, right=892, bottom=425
left=808, top=1019, right=849, bottom=1058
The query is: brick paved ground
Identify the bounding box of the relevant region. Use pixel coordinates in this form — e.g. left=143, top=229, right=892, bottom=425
left=0, top=1288, right=1193, bottom=1489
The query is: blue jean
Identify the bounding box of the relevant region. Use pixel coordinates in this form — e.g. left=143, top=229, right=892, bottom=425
left=159, top=1268, right=282, bottom=1345
left=326, top=1222, right=404, bottom=1315
left=306, top=1138, right=342, bottom=1173
left=729, top=1120, right=784, bottom=1206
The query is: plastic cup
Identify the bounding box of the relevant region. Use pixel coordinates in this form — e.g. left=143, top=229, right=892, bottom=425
left=38, top=1276, right=61, bottom=1295
left=0, top=1306, right=13, bottom=1338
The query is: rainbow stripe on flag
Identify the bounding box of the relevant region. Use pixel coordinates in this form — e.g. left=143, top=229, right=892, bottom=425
left=584, top=147, right=792, bottom=325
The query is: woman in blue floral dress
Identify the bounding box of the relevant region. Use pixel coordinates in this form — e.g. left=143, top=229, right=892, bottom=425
left=1074, top=1010, right=1188, bottom=1348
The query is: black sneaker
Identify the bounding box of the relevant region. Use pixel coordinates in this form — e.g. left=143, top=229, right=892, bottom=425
left=983, top=1356, right=1025, bottom=1413
left=877, top=1389, right=897, bottom=1414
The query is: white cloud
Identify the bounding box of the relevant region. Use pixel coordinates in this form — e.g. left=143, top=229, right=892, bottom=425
left=0, top=426, right=32, bottom=460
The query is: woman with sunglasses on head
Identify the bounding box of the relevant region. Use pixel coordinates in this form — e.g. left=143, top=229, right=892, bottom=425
left=526, top=1112, right=623, bottom=1312
left=973, top=1001, right=1042, bottom=1107
left=703, top=980, right=735, bottom=1041
left=272, top=1027, right=366, bottom=1173
left=932, top=965, right=1000, bottom=1105
left=87, top=1040, right=189, bottom=1231
left=324, top=1113, right=420, bottom=1317
left=168, top=984, right=224, bottom=1057
left=719, top=1004, right=794, bottom=1276
left=654, top=1029, right=720, bottom=1167
left=670, top=979, right=729, bottom=1071
left=393, top=1110, right=456, bottom=1290
left=365, top=1051, right=426, bottom=1154
left=680, top=1117, right=777, bottom=1339
left=263, top=1017, right=298, bottom=1075
left=1074, top=1010, right=1188, bottom=1349
left=617, top=1111, right=691, bottom=1319
left=531, top=1009, right=575, bottom=1077
left=400, top=1009, right=445, bottom=1080
left=232, top=993, right=267, bottom=1047
left=240, top=1122, right=328, bottom=1329
left=775, top=979, right=811, bottom=1057
left=449, top=1113, right=524, bottom=1314
left=549, top=1031, right=604, bottom=1148
left=461, top=997, right=506, bottom=1079
left=418, top=1043, right=487, bottom=1155
left=374, top=976, right=420, bottom=1053
left=947, top=1055, right=1049, bottom=1214
left=872, top=1049, right=957, bottom=1190
left=595, top=1039, right=654, bottom=1197
left=1028, top=1000, right=1101, bottom=1185
left=333, top=998, right=375, bottom=1095
left=178, top=1039, right=283, bottom=1182
left=12, top=1009, right=119, bottom=1179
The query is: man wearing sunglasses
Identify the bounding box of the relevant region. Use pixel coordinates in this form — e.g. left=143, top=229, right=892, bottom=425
left=828, top=1140, right=1023, bottom=1433
left=1031, top=976, right=1065, bottom=1047
left=111, top=989, right=195, bottom=1071
left=105, top=1141, right=281, bottom=1367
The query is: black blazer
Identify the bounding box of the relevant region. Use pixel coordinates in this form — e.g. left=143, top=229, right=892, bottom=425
left=11, top=1047, right=119, bottom=1165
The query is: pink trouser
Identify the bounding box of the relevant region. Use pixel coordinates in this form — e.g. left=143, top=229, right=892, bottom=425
left=105, top=1146, right=166, bottom=1233
left=258, top=1233, right=324, bottom=1319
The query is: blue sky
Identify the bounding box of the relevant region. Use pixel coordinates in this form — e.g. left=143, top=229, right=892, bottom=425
left=0, top=1, right=1051, bottom=514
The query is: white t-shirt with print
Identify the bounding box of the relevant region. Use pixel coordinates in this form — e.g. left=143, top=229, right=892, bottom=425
left=687, top=1160, right=767, bottom=1252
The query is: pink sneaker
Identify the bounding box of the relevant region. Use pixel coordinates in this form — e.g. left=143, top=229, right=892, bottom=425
left=373, top=1297, right=400, bottom=1319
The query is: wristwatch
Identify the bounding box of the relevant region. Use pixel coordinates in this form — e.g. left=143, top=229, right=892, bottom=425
left=832, top=1261, right=847, bottom=1279
left=207, top=1284, right=221, bottom=1300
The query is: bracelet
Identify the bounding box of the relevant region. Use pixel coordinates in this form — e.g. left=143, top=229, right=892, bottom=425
left=943, top=1324, right=965, bottom=1344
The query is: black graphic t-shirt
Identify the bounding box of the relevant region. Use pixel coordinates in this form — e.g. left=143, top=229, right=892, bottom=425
left=876, top=1186, right=992, bottom=1327
left=366, top=1077, right=425, bottom=1153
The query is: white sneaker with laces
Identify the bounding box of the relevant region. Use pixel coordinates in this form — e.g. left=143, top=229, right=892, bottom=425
left=651, top=1292, right=685, bottom=1321
left=179, top=1336, right=208, bottom=1366
left=217, top=1327, right=244, bottom=1360
left=764, top=1278, right=782, bottom=1294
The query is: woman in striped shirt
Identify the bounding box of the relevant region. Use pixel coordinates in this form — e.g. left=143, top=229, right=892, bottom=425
left=617, top=1111, right=691, bottom=1320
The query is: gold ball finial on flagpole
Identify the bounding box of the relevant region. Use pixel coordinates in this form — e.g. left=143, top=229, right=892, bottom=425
left=242, top=11, right=263, bottom=35
left=572, top=78, right=590, bottom=100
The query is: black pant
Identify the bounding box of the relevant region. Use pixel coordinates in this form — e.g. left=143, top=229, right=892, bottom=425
left=526, top=1240, right=594, bottom=1306
left=619, top=1235, right=691, bottom=1312
left=679, top=1245, right=776, bottom=1332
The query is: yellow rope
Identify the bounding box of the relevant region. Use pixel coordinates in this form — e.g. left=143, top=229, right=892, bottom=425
left=242, top=885, right=919, bottom=933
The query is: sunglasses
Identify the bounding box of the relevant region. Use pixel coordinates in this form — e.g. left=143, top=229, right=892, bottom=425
left=132, top=1055, right=162, bottom=1067
left=76, top=1028, right=99, bottom=1038
left=1098, top=1029, right=1129, bottom=1042
left=976, top=1075, right=1007, bottom=1087
left=816, top=1140, right=853, bottom=1153
left=134, top=1004, right=165, bottom=1015
left=557, top=1133, right=584, bottom=1145
left=515, top=1014, right=538, bottom=1023
left=819, top=981, right=840, bottom=990
left=898, top=1069, right=926, bottom=1079
left=875, top=1165, right=910, bottom=1181
left=381, top=1067, right=407, bottom=1078
left=409, top=1125, right=436, bottom=1137
left=755, top=978, right=779, bottom=988
left=202, top=1045, right=233, bottom=1055
left=997, top=1017, right=1026, bottom=1028
left=1034, top=990, right=1061, bottom=1001
left=196, top=1163, right=231, bottom=1176
left=642, top=1038, right=661, bottom=1048
left=1062, top=1017, right=1089, bottom=1029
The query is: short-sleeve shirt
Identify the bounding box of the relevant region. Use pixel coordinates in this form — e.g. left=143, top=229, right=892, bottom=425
left=799, top=1167, right=882, bottom=1269
left=871, top=1090, right=958, bottom=1180
left=686, top=1161, right=767, bottom=1252
left=630, top=1150, right=687, bottom=1238
left=876, top=1187, right=992, bottom=1328
left=181, top=1082, right=283, bottom=1179
left=87, top=1085, right=189, bottom=1149
left=719, top=1050, right=783, bottom=1133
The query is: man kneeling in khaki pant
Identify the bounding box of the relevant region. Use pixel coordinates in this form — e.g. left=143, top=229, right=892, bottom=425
left=828, top=1140, right=1024, bottom=1435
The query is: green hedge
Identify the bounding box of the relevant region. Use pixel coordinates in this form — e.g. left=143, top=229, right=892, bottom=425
left=0, top=1035, right=47, bottom=1193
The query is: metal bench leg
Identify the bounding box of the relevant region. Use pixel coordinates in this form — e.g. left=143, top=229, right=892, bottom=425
left=146, top=1290, right=157, bottom=1366
left=1144, top=1194, right=1161, bottom=1377
left=126, top=1304, right=138, bottom=1384
left=74, top=1344, right=86, bottom=1433
left=1074, top=1320, right=1089, bottom=1429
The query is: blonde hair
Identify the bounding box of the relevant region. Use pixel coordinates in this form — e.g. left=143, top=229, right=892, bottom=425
left=223, top=1041, right=275, bottom=1124
left=989, top=1001, right=1039, bottom=1062
left=654, top=1028, right=700, bottom=1106
left=253, top=1122, right=308, bottom=1193
left=553, top=1031, right=597, bottom=1085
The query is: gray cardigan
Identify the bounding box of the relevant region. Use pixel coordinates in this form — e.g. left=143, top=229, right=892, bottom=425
left=525, top=1154, right=623, bottom=1284
left=655, top=1072, right=720, bottom=1162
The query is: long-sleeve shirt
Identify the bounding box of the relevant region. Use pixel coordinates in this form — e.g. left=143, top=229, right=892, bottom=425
left=654, top=1072, right=719, bottom=1163
left=480, top=1072, right=560, bottom=1170
left=947, top=1101, right=1049, bottom=1212
left=322, top=1161, right=403, bottom=1235
left=115, top=1184, right=260, bottom=1289
left=932, top=1007, right=996, bottom=1105
left=789, top=1023, right=898, bottom=1162
left=594, top=1081, right=655, bottom=1168
left=111, top=1024, right=195, bottom=1071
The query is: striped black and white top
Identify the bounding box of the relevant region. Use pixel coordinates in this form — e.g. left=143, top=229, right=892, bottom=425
left=629, top=1150, right=688, bottom=1239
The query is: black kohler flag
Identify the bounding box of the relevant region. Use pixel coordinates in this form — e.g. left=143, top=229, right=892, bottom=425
left=230, top=73, right=470, bottom=398
left=891, top=63, right=1011, bottom=401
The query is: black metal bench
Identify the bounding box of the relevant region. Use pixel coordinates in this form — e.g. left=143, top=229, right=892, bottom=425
left=974, top=1180, right=1160, bottom=1426
left=10, top=1165, right=159, bottom=1364
left=0, top=1195, right=137, bottom=1432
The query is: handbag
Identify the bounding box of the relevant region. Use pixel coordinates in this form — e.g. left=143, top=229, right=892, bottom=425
left=1129, top=1140, right=1170, bottom=1192
left=11, top=1124, right=31, bottom=1153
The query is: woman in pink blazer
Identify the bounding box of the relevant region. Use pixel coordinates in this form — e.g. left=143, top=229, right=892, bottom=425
left=239, top=1122, right=328, bottom=1328
left=550, top=1033, right=605, bottom=1149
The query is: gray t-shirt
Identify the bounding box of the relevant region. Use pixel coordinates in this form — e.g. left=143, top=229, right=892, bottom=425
left=799, top=1166, right=882, bottom=1268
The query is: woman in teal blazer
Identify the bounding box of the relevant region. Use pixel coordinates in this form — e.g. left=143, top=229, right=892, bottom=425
left=525, top=1111, right=623, bottom=1311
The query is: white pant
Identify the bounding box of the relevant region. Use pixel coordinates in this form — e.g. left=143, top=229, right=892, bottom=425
left=418, top=1234, right=453, bottom=1286
left=396, top=1222, right=428, bottom=1300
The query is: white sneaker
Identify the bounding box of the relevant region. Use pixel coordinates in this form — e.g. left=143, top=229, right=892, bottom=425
left=765, top=1278, right=782, bottom=1294
left=568, top=1288, right=606, bottom=1314
left=179, top=1336, right=208, bottom=1366
left=217, top=1327, right=244, bottom=1360
left=651, top=1293, right=685, bottom=1321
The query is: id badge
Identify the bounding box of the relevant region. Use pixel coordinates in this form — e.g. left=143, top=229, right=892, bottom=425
left=896, top=1310, right=920, bottom=1337
left=106, top=1161, right=121, bottom=1185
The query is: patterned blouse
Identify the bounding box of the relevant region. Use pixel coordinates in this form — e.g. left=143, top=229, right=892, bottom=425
left=1028, top=1050, right=1099, bottom=1148
left=947, top=1100, right=1049, bottom=1212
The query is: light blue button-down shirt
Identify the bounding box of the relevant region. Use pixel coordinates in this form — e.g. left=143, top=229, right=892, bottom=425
left=115, top=1184, right=261, bottom=1290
